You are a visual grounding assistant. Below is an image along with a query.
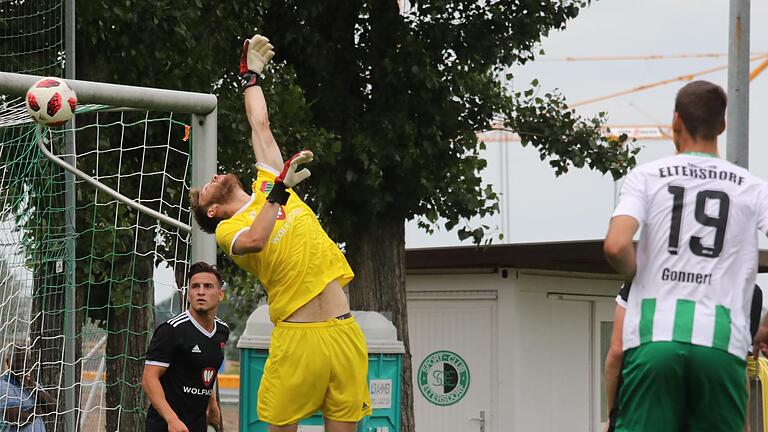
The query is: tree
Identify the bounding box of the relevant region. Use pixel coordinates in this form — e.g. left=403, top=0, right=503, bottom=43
left=261, top=2, right=637, bottom=430
left=75, top=1, right=638, bottom=431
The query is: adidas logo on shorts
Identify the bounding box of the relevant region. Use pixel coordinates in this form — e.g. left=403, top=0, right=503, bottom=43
left=191, top=345, right=201, bottom=353
left=362, top=402, right=369, bottom=411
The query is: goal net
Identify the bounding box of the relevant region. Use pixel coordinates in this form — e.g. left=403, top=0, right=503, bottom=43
left=0, top=97, right=205, bottom=431
left=0, top=3, right=218, bottom=431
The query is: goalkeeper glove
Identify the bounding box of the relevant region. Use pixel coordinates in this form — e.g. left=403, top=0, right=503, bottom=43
left=267, top=150, right=314, bottom=206
left=240, top=34, right=275, bottom=91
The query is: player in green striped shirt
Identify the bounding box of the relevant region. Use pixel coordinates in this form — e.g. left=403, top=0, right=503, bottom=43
left=604, top=81, right=768, bottom=431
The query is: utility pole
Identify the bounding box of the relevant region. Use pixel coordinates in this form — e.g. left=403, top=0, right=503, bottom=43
left=726, top=0, right=750, bottom=168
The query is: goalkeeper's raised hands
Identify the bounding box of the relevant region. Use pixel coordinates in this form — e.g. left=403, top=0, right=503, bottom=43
left=267, top=150, right=314, bottom=206
left=277, top=150, right=314, bottom=188
left=240, top=34, right=275, bottom=90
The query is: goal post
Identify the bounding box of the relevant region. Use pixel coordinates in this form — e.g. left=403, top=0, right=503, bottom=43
left=0, top=70, right=217, bottom=431
left=0, top=70, right=218, bottom=263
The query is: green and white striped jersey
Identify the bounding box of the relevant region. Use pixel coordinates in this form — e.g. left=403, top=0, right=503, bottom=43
left=614, top=153, right=768, bottom=358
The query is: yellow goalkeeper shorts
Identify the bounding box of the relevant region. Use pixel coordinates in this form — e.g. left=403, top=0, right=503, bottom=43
left=257, top=316, right=373, bottom=426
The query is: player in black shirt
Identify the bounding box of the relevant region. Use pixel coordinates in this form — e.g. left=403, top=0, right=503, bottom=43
left=142, top=262, right=230, bottom=432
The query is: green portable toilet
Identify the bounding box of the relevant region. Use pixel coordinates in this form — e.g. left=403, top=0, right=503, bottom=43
left=238, top=305, right=404, bottom=432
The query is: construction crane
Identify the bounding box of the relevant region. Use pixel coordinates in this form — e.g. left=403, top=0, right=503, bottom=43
left=485, top=53, right=768, bottom=143
left=541, top=52, right=766, bottom=62
left=571, top=54, right=768, bottom=108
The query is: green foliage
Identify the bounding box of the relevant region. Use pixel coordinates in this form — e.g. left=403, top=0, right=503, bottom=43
left=507, top=81, right=639, bottom=179
left=0, top=0, right=65, bottom=76
left=259, top=0, right=636, bottom=242
left=71, top=4, right=638, bottom=428
left=75, top=0, right=637, bottom=299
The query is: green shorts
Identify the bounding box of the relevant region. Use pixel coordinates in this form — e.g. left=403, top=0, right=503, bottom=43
left=616, top=341, right=747, bottom=432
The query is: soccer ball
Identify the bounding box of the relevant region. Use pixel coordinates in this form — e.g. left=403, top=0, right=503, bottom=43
left=25, top=77, right=77, bottom=126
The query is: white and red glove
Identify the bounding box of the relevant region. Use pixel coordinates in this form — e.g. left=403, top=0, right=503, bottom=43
left=239, top=34, right=275, bottom=91
left=267, top=150, right=314, bottom=205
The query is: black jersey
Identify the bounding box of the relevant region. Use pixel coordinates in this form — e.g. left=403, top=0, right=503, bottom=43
left=144, top=311, right=229, bottom=432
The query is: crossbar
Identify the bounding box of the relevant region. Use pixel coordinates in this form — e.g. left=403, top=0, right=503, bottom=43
left=0, top=71, right=216, bottom=115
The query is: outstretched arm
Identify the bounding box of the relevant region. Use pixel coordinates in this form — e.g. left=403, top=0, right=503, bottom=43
left=245, top=86, right=283, bottom=170
left=239, top=34, right=282, bottom=170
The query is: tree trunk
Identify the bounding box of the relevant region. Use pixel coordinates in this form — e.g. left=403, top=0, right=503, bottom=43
left=105, top=243, right=154, bottom=432
left=347, top=220, right=415, bottom=432
left=105, top=291, right=152, bottom=432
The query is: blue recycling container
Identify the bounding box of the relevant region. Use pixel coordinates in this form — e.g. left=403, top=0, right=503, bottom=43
left=238, top=306, right=404, bottom=432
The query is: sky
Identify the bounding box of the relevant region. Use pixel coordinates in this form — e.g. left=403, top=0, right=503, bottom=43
left=405, top=0, right=768, bottom=249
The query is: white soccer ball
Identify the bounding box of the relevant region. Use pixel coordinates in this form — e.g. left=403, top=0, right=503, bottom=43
left=25, top=77, right=77, bottom=126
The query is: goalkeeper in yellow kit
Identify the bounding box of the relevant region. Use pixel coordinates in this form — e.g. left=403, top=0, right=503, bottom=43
left=189, top=35, right=371, bottom=432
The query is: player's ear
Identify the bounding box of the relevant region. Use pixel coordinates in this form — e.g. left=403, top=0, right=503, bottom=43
left=207, top=204, right=219, bottom=218
left=672, top=112, right=683, bottom=133
left=218, top=289, right=224, bottom=302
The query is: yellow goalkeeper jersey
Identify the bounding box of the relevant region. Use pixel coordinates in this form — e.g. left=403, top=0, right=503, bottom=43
left=215, top=164, right=354, bottom=324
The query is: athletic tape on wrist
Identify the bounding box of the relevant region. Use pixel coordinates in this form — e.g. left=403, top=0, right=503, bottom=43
left=266, top=182, right=290, bottom=205
left=241, top=72, right=260, bottom=91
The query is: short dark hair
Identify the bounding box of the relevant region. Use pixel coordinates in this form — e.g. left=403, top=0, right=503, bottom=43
left=189, top=188, right=223, bottom=234
left=674, top=80, right=727, bottom=140
left=188, top=261, right=223, bottom=287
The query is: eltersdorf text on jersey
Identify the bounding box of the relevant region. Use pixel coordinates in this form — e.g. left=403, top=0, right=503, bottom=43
left=661, top=267, right=712, bottom=285
left=658, top=165, right=745, bottom=186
